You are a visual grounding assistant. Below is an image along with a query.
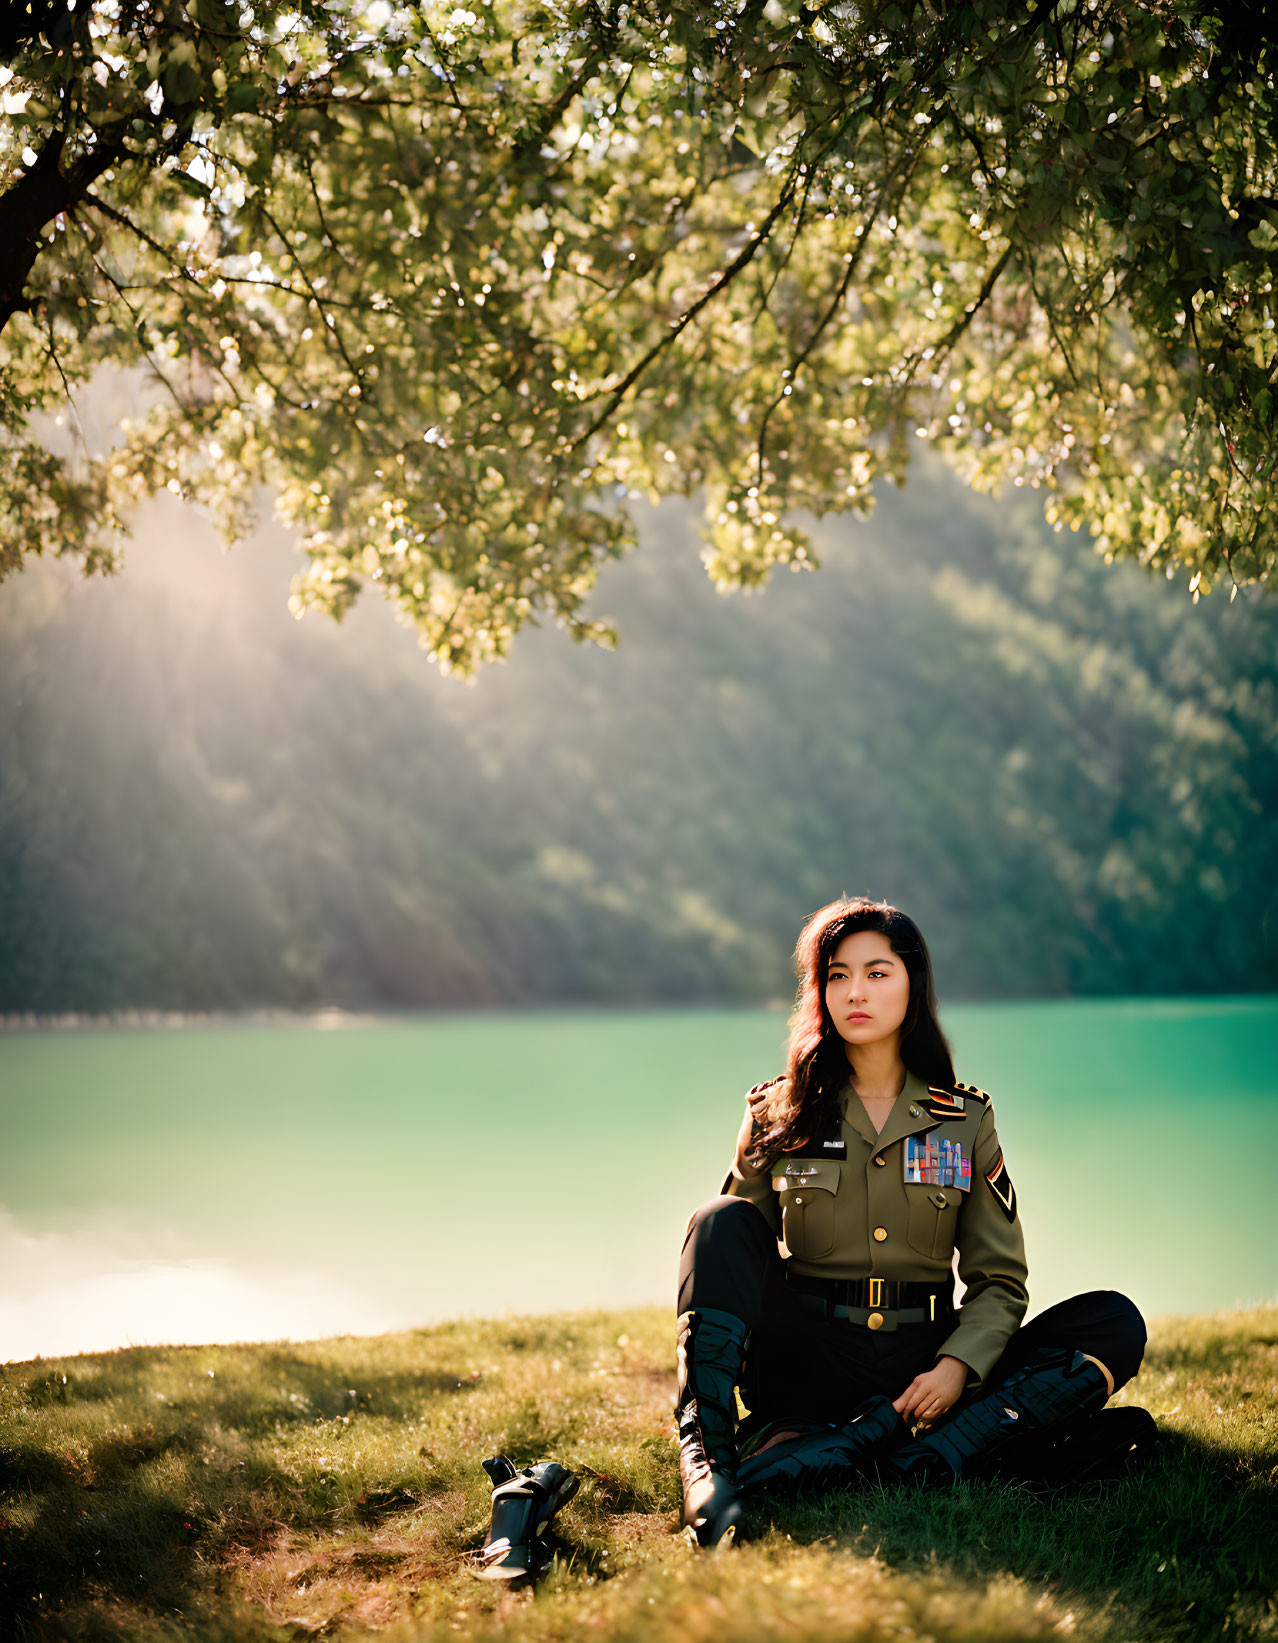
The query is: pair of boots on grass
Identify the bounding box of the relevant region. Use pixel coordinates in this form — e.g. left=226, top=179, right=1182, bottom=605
left=676, top=1307, right=1158, bottom=1550
left=471, top=1305, right=1157, bottom=1578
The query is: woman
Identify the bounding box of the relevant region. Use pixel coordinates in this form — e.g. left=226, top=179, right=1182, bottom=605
left=675, top=897, right=1155, bottom=1549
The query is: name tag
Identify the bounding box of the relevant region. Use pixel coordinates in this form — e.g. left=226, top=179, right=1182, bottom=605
left=905, top=1134, right=970, bottom=1191
left=781, top=1134, right=847, bottom=1159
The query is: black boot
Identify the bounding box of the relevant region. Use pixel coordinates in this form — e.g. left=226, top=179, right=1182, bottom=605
left=675, top=1307, right=750, bottom=1548
left=989, top=1405, right=1159, bottom=1491
left=883, top=1347, right=1110, bottom=1486
left=470, top=1455, right=579, bottom=1581
left=736, top=1395, right=907, bottom=1494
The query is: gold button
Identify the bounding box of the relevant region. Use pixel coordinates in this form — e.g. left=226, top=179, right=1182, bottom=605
left=909, top=1106, right=921, bottom=1118
left=873, top=1226, right=888, bottom=1242
left=867, top=1312, right=884, bottom=1330
left=874, top=1156, right=887, bottom=1167
left=794, top=1195, right=804, bottom=1205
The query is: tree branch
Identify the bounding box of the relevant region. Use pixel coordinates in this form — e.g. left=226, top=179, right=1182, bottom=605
left=926, top=240, right=1014, bottom=364
left=754, top=137, right=929, bottom=481
left=568, top=171, right=802, bottom=450
left=0, top=131, right=124, bottom=333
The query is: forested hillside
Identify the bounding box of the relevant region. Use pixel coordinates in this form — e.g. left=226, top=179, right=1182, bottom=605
left=2, top=455, right=1274, bottom=1012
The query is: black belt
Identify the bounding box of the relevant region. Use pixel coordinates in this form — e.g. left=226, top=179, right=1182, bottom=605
left=783, top=1267, right=954, bottom=1323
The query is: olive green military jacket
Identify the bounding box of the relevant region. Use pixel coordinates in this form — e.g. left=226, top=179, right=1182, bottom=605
left=720, top=1069, right=1029, bottom=1384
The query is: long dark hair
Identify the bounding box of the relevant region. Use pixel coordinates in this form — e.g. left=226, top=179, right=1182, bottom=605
left=745, top=897, right=955, bottom=1167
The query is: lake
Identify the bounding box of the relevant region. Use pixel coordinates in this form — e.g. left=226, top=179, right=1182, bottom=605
left=2, top=997, right=1275, bottom=1362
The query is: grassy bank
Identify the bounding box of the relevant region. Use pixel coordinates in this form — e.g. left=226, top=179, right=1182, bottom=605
left=2, top=1304, right=1274, bottom=1643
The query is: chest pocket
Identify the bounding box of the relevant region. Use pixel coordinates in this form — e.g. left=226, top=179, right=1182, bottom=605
left=906, top=1187, right=961, bottom=1260
left=772, top=1159, right=842, bottom=1259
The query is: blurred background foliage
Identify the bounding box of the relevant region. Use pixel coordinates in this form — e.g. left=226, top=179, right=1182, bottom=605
left=2, top=0, right=1278, bottom=673
left=2, top=447, right=1274, bottom=1014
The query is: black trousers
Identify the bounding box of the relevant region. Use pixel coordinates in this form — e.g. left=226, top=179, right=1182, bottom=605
left=678, top=1196, right=1149, bottom=1471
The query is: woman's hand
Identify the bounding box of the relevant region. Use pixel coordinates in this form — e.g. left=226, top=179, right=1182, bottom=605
left=892, top=1356, right=969, bottom=1426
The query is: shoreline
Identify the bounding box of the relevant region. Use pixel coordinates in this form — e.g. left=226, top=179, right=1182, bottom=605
left=2, top=992, right=1276, bottom=1033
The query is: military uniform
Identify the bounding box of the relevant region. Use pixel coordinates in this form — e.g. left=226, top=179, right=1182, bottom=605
left=677, top=1070, right=1149, bottom=1469
left=720, top=1069, right=1026, bottom=1384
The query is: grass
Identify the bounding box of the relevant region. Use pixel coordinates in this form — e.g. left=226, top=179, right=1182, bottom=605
left=1, top=1304, right=1275, bottom=1643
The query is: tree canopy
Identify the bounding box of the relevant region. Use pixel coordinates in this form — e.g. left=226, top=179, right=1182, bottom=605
left=2, top=0, right=1276, bottom=671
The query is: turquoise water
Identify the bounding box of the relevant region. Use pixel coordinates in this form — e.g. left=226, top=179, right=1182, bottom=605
left=2, top=998, right=1275, bottom=1361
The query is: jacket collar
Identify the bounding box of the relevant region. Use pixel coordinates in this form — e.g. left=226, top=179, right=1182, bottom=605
left=841, top=1080, right=878, bottom=1146
left=843, top=1068, right=941, bottom=1158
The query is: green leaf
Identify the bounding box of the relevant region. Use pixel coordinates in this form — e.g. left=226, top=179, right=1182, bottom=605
left=172, top=171, right=211, bottom=199
left=227, top=81, right=263, bottom=113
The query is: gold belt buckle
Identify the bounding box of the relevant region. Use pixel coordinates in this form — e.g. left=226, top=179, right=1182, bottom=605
left=868, top=1277, right=885, bottom=1309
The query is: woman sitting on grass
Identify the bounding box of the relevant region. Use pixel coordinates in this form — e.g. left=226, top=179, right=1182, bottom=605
left=675, top=896, right=1156, bottom=1549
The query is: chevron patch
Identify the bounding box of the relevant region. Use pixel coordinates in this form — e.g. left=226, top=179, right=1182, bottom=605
left=985, top=1149, right=1017, bottom=1222
left=953, top=1080, right=991, bottom=1106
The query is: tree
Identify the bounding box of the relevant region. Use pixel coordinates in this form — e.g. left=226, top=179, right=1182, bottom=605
left=2, top=0, right=1276, bottom=672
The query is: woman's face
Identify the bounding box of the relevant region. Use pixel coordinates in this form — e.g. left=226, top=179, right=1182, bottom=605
left=824, top=929, right=912, bottom=1053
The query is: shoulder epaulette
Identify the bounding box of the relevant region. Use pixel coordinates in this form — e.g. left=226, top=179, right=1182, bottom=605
left=921, top=1081, right=990, bottom=1120
left=923, top=1084, right=965, bottom=1116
